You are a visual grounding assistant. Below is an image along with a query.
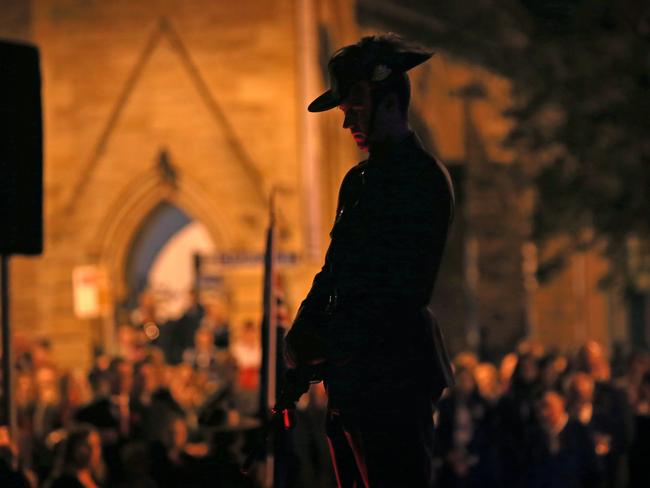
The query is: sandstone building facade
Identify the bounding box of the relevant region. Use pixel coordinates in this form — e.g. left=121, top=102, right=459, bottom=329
left=2, top=0, right=625, bottom=369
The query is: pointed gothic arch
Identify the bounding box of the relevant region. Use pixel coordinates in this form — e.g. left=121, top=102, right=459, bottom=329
left=62, top=16, right=268, bottom=219
left=88, top=165, right=235, bottom=306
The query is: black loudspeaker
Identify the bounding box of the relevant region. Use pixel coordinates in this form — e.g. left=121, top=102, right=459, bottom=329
left=0, top=39, right=43, bottom=255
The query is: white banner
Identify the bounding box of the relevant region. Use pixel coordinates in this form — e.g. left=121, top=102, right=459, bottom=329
left=72, top=265, right=107, bottom=319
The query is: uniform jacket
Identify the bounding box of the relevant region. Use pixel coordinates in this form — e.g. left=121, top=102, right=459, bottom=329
left=285, top=132, right=455, bottom=409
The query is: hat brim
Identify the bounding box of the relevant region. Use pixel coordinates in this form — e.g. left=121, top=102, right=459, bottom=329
left=391, top=51, right=433, bottom=73
left=308, top=90, right=341, bottom=112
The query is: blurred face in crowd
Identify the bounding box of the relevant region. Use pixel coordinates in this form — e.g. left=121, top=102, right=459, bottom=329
left=15, top=373, right=34, bottom=407
left=474, top=363, right=499, bottom=400
left=516, top=354, right=539, bottom=385
left=111, top=361, right=133, bottom=396
left=456, top=368, right=476, bottom=397
left=540, top=355, right=567, bottom=388
left=579, top=340, right=610, bottom=380
left=31, top=342, right=52, bottom=369
left=640, top=373, right=650, bottom=403
left=539, top=391, right=567, bottom=432
left=454, top=352, right=479, bottom=372
left=206, top=303, right=224, bottom=322
left=568, top=372, right=594, bottom=405
left=117, top=325, right=135, bottom=348
left=582, top=341, right=603, bottom=367
left=240, top=322, right=258, bottom=346
left=63, top=370, right=91, bottom=407
left=628, top=352, right=650, bottom=378
left=195, top=328, right=214, bottom=351
left=35, top=366, right=59, bottom=404
left=499, top=353, right=518, bottom=388
left=136, top=363, right=158, bottom=395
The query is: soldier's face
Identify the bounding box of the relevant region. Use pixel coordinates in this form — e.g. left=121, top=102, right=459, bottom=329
left=339, top=82, right=372, bottom=151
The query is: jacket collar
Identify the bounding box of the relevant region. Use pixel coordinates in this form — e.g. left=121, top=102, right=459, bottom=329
left=367, top=131, right=422, bottom=166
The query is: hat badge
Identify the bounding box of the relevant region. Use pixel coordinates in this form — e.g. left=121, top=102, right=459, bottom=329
left=371, top=64, right=392, bottom=82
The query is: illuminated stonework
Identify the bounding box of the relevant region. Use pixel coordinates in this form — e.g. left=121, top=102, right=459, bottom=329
left=3, top=0, right=621, bottom=367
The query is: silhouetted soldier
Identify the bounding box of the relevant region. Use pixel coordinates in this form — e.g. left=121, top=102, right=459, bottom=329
left=282, top=34, right=455, bottom=487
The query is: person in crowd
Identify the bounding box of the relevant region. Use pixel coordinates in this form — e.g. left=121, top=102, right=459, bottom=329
left=208, top=424, right=259, bottom=488
left=131, top=359, right=184, bottom=443
left=149, top=415, right=203, bottom=487
left=566, top=372, right=597, bottom=425
left=629, top=370, right=650, bottom=488
left=525, top=390, right=602, bottom=488
left=184, top=327, right=238, bottom=400
left=201, top=301, right=230, bottom=350
left=454, top=352, right=479, bottom=373
left=615, top=349, right=650, bottom=406
left=577, top=340, right=611, bottom=382
left=134, top=290, right=185, bottom=364
left=472, top=362, right=501, bottom=405
left=576, top=341, right=631, bottom=488
left=31, top=365, right=64, bottom=481
left=32, top=366, right=64, bottom=436
left=172, top=290, right=207, bottom=358
left=14, top=331, right=36, bottom=373
left=168, top=363, right=208, bottom=433
left=15, top=371, right=36, bottom=472
left=130, top=291, right=159, bottom=331
left=87, top=350, right=111, bottom=401
left=538, top=352, right=568, bottom=392
left=115, top=325, right=140, bottom=364
left=116, top=441, right=156, bottom=488
left=496, top=351, right=542, bottom=487
left=183, top=328, right=219, bottom=376
left=46, top=424, right=105, bottom=488
left=434, top=365, right=497, bottom=487
left=498, top=352, right=519, bottom=396
left=30, top=338, right=56, bottom=372
left=131, top=360, right=159, bottom=410
left=566, top=372, right=624, bottom=474
left=516, top=339, right=546, bottom=360
left=0, top=427, right=33, bottom=488
left=230, top=320, right=262, bottom=415
left=75, top=358, right=139, bottom=484
left=60, top=370, right=92, bottom=427
left=76, top=358, right=138, bottom=441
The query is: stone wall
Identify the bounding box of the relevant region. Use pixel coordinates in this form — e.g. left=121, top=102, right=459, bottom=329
left=8, top=0, right=310, bottom=368
left=3, top=0, right=622, bottom=368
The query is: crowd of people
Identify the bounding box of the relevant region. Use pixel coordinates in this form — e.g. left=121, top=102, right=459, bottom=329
left=432, top=340, right=650, bottom=488
left=0, top=292, right=648, bottom=487
left=1, top=293, right=271, bottom=487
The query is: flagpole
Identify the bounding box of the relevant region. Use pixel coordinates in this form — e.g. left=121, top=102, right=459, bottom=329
left=258, top=188, right=279, bottom=487
left=266, top=189, right=278, bottom=414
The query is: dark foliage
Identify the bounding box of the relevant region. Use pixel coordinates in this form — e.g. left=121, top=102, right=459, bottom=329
left=359, top=0, right=650, bottom=287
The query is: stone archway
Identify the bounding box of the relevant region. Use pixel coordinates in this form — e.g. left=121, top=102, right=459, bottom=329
left=88, top=167, right=235, bottom=350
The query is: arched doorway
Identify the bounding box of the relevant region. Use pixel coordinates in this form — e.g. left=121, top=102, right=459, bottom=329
left=122, top=201, right=217, bottom=323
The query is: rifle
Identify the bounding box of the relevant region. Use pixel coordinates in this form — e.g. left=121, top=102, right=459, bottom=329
left=241, top=364, right=323, bottom=475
